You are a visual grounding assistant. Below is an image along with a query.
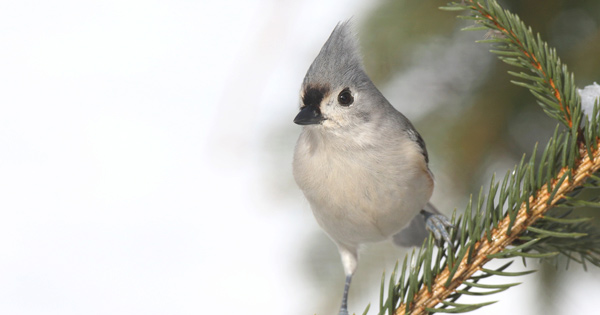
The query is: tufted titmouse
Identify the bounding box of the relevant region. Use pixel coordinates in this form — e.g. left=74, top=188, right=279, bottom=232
left=292, top=21, right=452, bottom=315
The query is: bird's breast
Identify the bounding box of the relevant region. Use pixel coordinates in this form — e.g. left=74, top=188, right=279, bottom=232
left=293, top=130, right=433, bottom=245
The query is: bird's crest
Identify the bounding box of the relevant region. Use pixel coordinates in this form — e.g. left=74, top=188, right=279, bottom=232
left=303, top=21, right=367, bottom=89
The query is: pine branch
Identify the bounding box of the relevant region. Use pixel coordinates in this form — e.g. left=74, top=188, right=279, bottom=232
left=445, top=0, right=578, bottom=128
left=396, top=140, right=600, bottom=315
left=365, top=1, right=600, bottom=314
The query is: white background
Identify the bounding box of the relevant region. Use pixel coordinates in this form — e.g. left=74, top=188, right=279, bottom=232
left=1, top=1, right=598, bottom=315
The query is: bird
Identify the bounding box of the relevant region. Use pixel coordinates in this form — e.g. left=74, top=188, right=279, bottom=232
left=292, top=21, right=453, bottom=315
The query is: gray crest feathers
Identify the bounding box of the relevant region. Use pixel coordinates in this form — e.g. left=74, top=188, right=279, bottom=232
left=303, top=21, right=368, bottom=88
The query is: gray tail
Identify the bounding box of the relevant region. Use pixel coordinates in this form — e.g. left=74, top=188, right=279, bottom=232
left=392, top=202, right=441, bottom=247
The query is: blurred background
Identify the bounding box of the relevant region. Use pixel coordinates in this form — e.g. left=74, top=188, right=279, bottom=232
left=1, top=1, right=599, bottom=314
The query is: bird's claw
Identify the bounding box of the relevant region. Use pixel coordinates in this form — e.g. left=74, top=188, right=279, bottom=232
left=421, top=210, right=454, bottom=249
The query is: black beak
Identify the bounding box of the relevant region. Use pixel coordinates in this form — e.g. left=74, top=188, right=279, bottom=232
left=293, top=105, right=324, bottom=125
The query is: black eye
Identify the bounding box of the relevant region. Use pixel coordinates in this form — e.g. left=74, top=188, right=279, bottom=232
left=337, top=88, right=353, bottom=106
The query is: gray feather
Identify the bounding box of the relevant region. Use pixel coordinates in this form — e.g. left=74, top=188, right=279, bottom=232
left=392, top=202, right=441, bottom=247
left=303, top=21, right=369, bottom=89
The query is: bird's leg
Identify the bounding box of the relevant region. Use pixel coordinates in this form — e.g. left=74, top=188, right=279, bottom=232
left=337, top=246, right=357, bottom=315
left=339, top=274, right=352, bottom=315
left=421, top=210, right=454, bottom=248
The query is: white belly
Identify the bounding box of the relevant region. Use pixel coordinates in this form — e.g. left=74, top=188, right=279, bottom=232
left=293, top=131, right=433, bottom=247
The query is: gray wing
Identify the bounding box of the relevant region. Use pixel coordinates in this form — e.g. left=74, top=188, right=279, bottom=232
left=392, top=202, right=441, bottom=247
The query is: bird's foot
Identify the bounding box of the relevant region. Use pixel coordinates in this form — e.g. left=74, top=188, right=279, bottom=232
left=421, top=210, right=454, bottom=249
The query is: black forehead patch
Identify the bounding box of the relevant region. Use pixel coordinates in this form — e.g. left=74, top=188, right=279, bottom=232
left=302, top=84, right=330, bottom=107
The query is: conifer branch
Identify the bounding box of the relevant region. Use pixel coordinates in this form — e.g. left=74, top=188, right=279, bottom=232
left=467, top=1, right=572, bottom=127
left=446, top=0, right=578, bottom=128
left=396, top=139, right=600, bottom=315
left=366, top=1, right=600, bottom=314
